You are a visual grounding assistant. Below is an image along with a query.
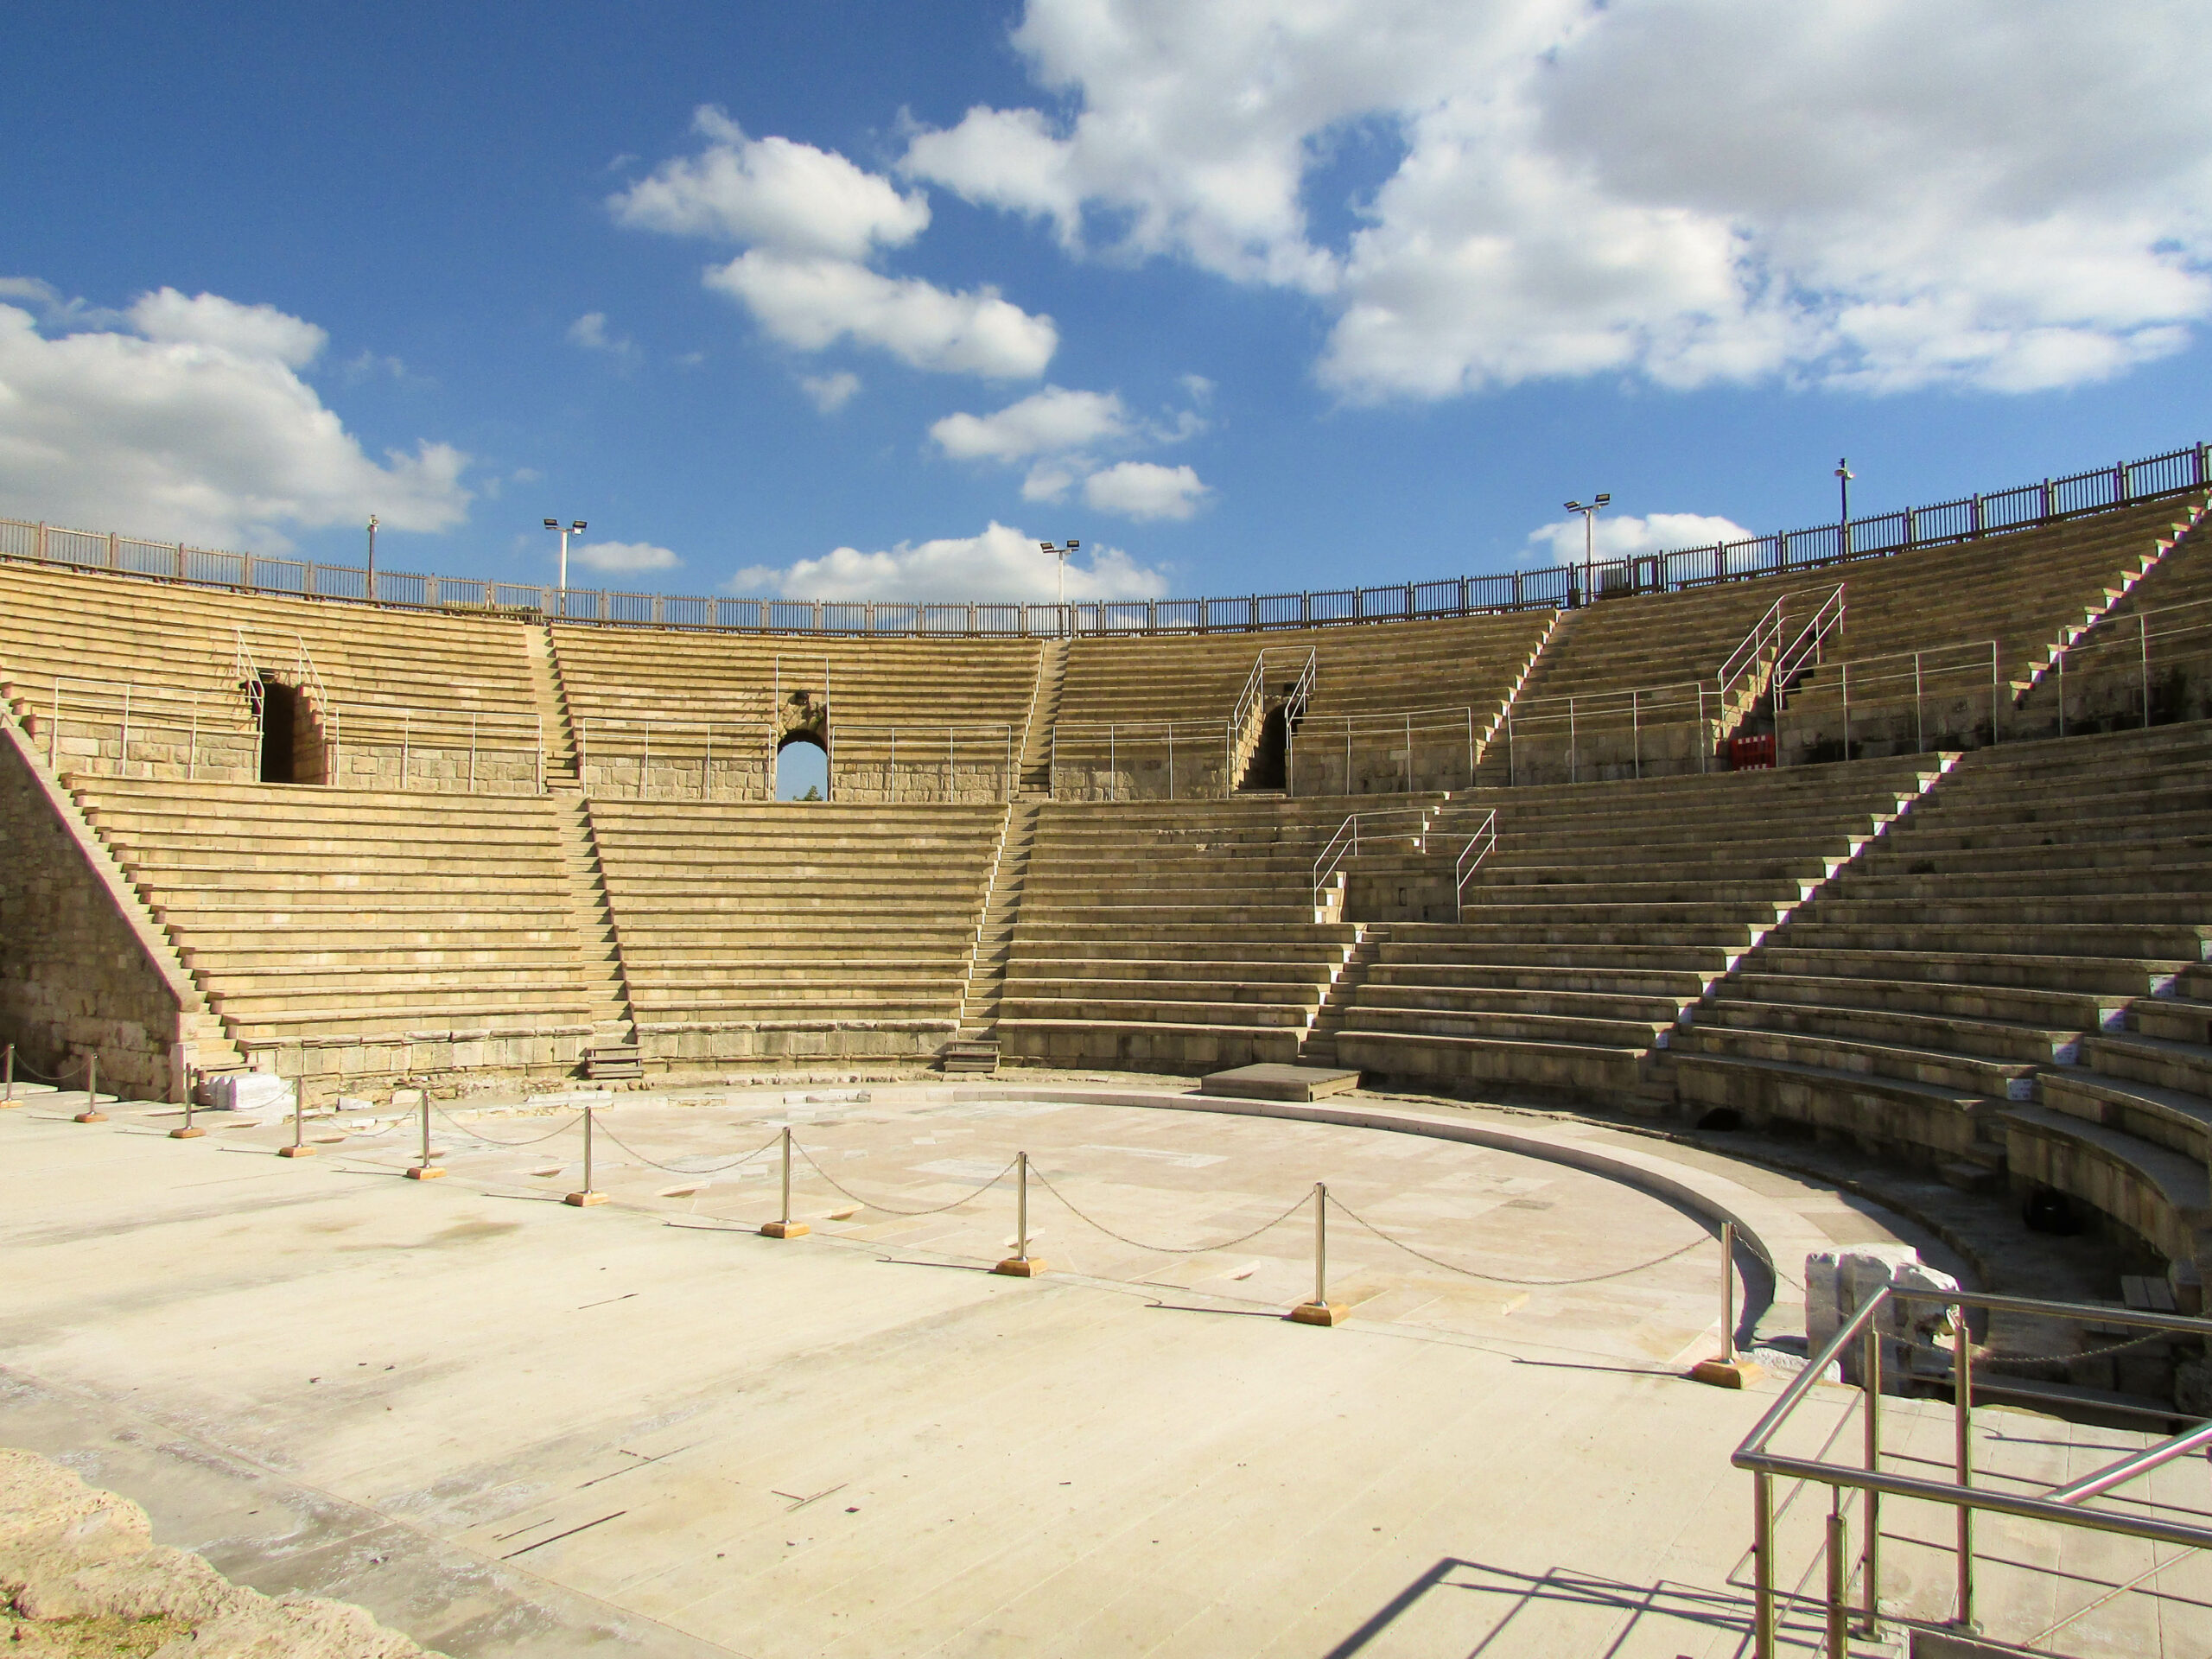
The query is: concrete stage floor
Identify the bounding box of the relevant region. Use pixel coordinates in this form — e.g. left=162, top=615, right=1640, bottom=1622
left=1, top=1077, right=2202, bottom=1656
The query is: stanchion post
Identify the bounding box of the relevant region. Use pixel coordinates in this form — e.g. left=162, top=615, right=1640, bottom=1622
left=761, top=1125, right=809, bottom=1237
left=277, top=1081, right=314, bottom=1156
left=404, top=1093, right=444, bottom=1179
left=168, top=1084, right=206, bottom=1139
left=1825, top=1504, right=1850, bottom=1658
left=73, top=1054, right=105, bottom=1123
left=2, top=1043, right=16, bottom=1107
left=1288, top=1181, right=1347, bottom=1325
left=1689, top=1221, right=1761, bottom=1387
left=566, top=1105, right=608, bottom=1205
left=994, top=1150, right=1046, bottom=1275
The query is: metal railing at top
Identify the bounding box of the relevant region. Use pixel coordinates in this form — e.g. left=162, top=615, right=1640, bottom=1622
left=1735, top=1282, right=2212, bottom=1657
left=2, top=443, right=2202, bottom=639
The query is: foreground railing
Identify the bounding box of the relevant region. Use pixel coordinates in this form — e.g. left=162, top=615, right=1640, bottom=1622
left=3, top=443, right=2202, bottom=639
left=1737, top=1283, right=2212, bottom=1656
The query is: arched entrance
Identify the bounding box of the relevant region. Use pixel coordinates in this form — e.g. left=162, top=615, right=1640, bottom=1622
left=776, top=734, right=828, bottom=801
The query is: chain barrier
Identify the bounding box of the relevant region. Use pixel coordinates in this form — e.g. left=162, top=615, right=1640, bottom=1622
left=322, top=1115, right=405, bottom=1140
left=1029, top=1167, right=1312, bottom=1255
left=794, top=1142, right=1015, bottom=1217
left=8, top=1052, right=84, bottom=1084
left=1973, top=1329, right=2187, bottom=1371
left=1326, top=1192, right=1712, bottom=1286
left=591, top=1120, right=783, bottom=1176
left=429, top=1103, right=588, bottom=1147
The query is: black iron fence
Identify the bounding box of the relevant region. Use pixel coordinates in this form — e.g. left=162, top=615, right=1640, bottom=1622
left=3, top=442, right=2202, bottom=639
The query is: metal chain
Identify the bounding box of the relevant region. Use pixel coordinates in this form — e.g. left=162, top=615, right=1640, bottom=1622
left=794, top=1142, right=1014, bottom=1217
left=6, top=1052, right=83, bottom=1083
left=1030, top=1168, right=1312, bottom=1255
left=590, top=1121, right=783, bottom=1176
left=429, top=1103, right=587, bottom=1147
left=1975, top=1329, right=2183, bottom=1370
left=1325, top=1193, right=1712, bottom=1286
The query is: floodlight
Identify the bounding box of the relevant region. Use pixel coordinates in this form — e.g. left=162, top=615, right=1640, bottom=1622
left=572, top=521, right=588, bottom=532
left=1040, top=542, right=1055, bottom=553
left=544, top=518, right=560, bottom=529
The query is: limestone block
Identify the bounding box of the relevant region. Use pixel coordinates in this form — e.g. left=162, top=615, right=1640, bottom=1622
left=1805, top=1244, right=1961, bottom=1391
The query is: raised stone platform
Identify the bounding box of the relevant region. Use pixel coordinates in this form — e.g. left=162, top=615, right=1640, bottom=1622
left=1199, top=1061, right=1361, bottom=1102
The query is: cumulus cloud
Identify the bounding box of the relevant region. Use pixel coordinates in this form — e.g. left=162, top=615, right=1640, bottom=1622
left=567, top=312, right=635, bottom=355
left=929, top=382, right=1212, bottom=515
left=1083, top=461, right=1210, bottom=521
left=930, top=385, right=1133, bottom=463
left=901, top=0, right=2212, bottom=397
left=0, top=289, right=469, bottom=550
left=707, top=252, right=1056, bottom=378
left=1522, top=510, right=1755, bottom=568
left=613, top=105, right=1057, bottom=379
left=613, top=106, right=930, bottom=258
left=799, top=370, right=861, bottom=412
left=731, top=519, right=1169, bottom=602
left=572, top=539, right=682, bottom=575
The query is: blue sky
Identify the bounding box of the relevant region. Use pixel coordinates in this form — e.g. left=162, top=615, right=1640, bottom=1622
left=3, top=1, right=2206, bottom=605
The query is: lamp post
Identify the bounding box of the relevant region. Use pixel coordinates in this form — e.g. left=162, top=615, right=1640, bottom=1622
left=543, top=518, right=588, bottom=608
left=1835, top=458, right=1855, bottom=555
left=1563, top=494, right=1610, bottom=605
left=365, top=514, right=378, bottom=601
left=1038, top=539, right=1078, bottom=607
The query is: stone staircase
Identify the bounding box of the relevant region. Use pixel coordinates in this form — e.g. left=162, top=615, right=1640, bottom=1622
left=556, top=797, right=641, bottom=1078
left=1019, top=639, right=1068, bottom=797
left=528, top=624, right=583, bottom=790
left=1298, top=923, right=1386, bottom=1067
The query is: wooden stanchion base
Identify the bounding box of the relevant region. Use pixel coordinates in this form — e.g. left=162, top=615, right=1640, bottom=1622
left=1689, top=1357, right=1763, bottom=1389
left=168, top=1126, right=207, bottom=1140
left=993, top=1256, right=1047, bottom=1277
left=0, top=1099, right=22, bottom=1110
left=1287, top=1301, right=1350, bottom=1326
left=564, top=1191, right=609, bottom=1207
left=404, top=1166, right=445, bottom=1180
left=73, top=1110, right=107, bottom=1124
left=276, top=1145, right=316, bottom=1158
left=760, top=1219, right=810, bottom=1238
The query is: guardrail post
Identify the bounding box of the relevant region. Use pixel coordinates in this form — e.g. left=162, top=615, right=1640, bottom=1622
left=1567, top=696, right=1578, bottom=784
left=1630, top=689, right=1640, bottom=779
left=1402, top=712, right=1412, bottom=792
left=73, top=1056, right=103, bottom=1123
left=565, top=1106, right=607, bottom=1205
left=469, top=712, right=479, bottom=792
left=2139, top=611, right=2152, bottom=728
left=1954, top=1301, right=1976, bottom=1630
left=761, top=1126, right=809, bottom=1237
left=1860, top=1321, right=1882, bottom=1636
left=1168, top=721, right=1176, bottom=800
left=1824, top=1504, right=1850, bottom=1657
left=1840, top=660, right=1851, bottom=759
left=404, top=1094, right=442, bottom=1179
left=1753, top=1470, right=1775, bottom=1659
left=1914, top=653, right=1926, bottom=751
left=994, top=1151, right=1046, bottom=1275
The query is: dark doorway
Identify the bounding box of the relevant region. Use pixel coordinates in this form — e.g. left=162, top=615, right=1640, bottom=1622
left=1240, top=704, right=1289, bottom=791
left=259, top=677, right=297, bottom=783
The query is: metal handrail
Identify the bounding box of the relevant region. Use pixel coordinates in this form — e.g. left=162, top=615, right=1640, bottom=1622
left=1452, top=810, right=1497, bottom=921
left=1312, top=805, right=1434, bottom=911
left=1771, top=584, right=1847, bottom=690
left=1734, top=1282, right=2212, bottom=1656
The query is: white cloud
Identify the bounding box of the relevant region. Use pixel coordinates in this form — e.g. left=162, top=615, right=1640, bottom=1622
left=0, top=291, right=469, bottom=550
left=731, top=519, right=1169, bottom=602
left=128, top=287, right=328, bottom=369
left=1082, top=461, right=1210, bottom=521
left=614, top=106, right=1056, bottom=380
left=568, top=311, right=635, bottom=355
left=611, top=106, right=930, bottom=259
left=902, top=1, right=2212, bottom=397
left=1522, top=510, right=1754, bottom=568
left=930, top=385, right=1133, bottom=463
left=799, top=370, right=861, bottom=412
left=573, top=539, right=682, bottom=574
left=706, top=251, right=1056, bottom=378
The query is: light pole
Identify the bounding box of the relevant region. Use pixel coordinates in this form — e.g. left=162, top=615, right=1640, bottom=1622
left=1563, top=493, right=1610, bottom=605
left=544, top=518, right=588, bottom=608
left=1038, top=539, right=1079, bottom=607
left=365, top=514, right=378, bottom=601
left=1835, top=458, right=1855, bottom=555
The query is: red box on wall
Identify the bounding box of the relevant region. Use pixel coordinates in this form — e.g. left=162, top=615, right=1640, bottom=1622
left=1730, top=733, right=1775, bottom=771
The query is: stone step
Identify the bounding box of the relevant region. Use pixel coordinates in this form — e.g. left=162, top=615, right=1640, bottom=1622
left=1678, top=1023, right=2038, bottom=1101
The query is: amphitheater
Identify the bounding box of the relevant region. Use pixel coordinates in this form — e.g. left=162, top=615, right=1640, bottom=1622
left=4, top=446, right=2212, bottom=1658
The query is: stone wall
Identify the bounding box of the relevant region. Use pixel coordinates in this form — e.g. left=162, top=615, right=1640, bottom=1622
left=0, top=719, right=188, bottom=1100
